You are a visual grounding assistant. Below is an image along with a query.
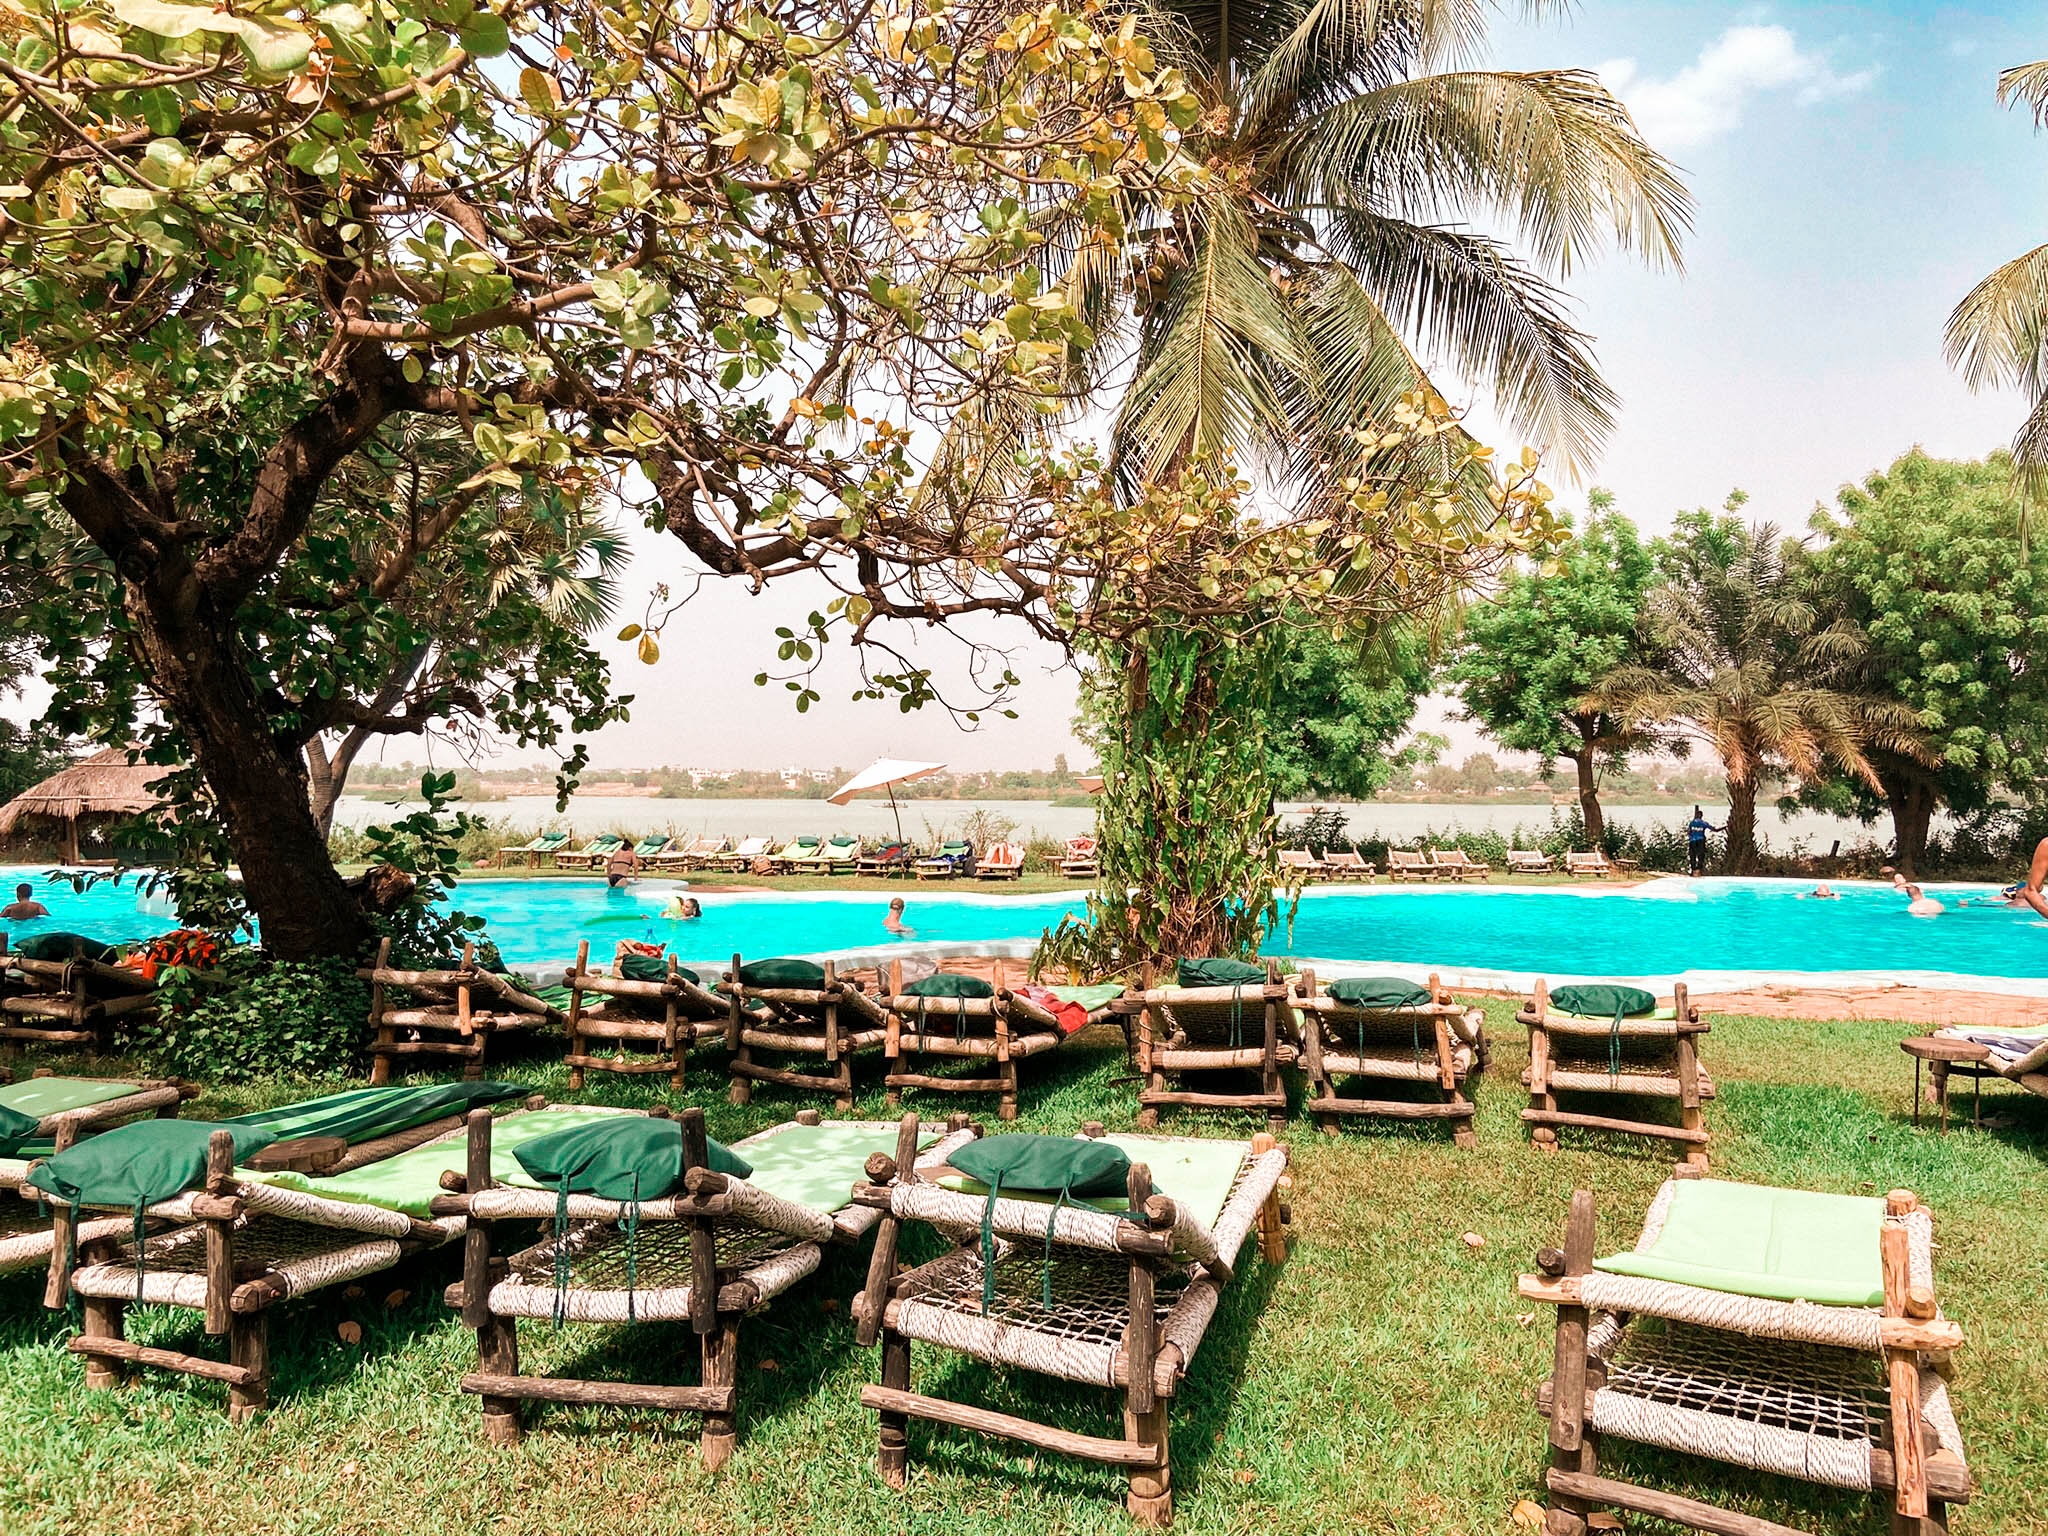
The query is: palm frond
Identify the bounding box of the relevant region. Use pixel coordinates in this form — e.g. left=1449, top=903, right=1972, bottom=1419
left=1945, top=241, right=2048, bottom=393
left=1997, top=59, right=2048, bottom=127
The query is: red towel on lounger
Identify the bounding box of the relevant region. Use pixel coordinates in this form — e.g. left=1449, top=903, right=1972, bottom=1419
left=1016, top=985, right=1090, bottom=1035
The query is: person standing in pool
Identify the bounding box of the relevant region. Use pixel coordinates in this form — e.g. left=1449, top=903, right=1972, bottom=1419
left=1683, top=806, right=1722, bottom=876
left=0, top=883, right=48, bottom=921
left=884, top=897, right=912, bottom=936
left=604, top=845, right=642, bottom=889
left=2007, top=837, right=2048, bottom=920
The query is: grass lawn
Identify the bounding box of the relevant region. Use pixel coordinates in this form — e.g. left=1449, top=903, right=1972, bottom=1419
left=3, top=1004, right=2042, bottom=1536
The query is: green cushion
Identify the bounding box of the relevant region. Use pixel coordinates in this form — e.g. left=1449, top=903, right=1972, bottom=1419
left=0, top=1103, right=38, bottom=1157
left=1556, top=1006, right=1677, bottom=1024
left=739, top=957, right=826, bottom=987
left=1329, top=976, right=1431, bottom=1009
left=221, top=1082, right=523, bottom=1145
left=514, top=1116, right=750, bottom=1202
left=1551, top=983, right=1656, bottom=1019
left=27, top=1119, right=278, bottom=1210
left=904, top=973, right=995, bottom=1000
left=1177, top=956, right=1266, bottom=988
left=1048, top=983, right=1123, bottom=1010
left=950, top=1134, right=1130, bottom=1200
left=620, top=952, right=698, bottom=984
left=1593, top=1180, right=1886, bottom=1306
left=13, top=932, right=118, bottom=963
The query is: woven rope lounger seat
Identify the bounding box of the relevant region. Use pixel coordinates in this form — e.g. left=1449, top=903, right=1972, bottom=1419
left=1520, top=979, right=1715, bottom=1165
left=881, top=959, right=1072, bottom=1122
left=1932, top=1023, right=2048, bottom=1098
left=852, top=1121, right=1292, bottom=1528
left=562, top=941, right=730, bottom=1093
left=1520, top=1176, right=1971, bottom=1536
left=1291, top=971, right=1485, bottom=1144
left=359, top=937, right=565, bottom=1085
left=444, top=1107, right=977, bottom=1466
left=0, top=939, right=159, bottom=1053
left=0, top=1070, right=195, bottom=1146
left=1127, top=960, right=1300, bottom=1130
left=51, top=1092, right=581, bottom=1420
left=722, top=955, right=891, bottom=1110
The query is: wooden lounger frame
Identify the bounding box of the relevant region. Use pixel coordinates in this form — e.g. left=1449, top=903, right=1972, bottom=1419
left=881, top=958, right=1065, bottom=1122
left=851, top=1117, right=1291, bottom=1528
left=1521, top=979, right=1713, bottom=1168
left=0, top=936, right=158, bottom=1056
left=1524, top=1174, right=1971, bottom=1536
left=723, top=954, right=888, bottom=1110
left=47, top=1096, right=558, bottom=1419
left=561, top=940, right=728, bottom=1093
left=360, top=938, right=562, bottom=1084
left=1124, top=959, right=1298, bottom=1131
left=1, top=1066, right=196, bottom=1138
left=1293, top=970, right=1482, bottom=1145
left=442, top=1106, right=974, bottom=1465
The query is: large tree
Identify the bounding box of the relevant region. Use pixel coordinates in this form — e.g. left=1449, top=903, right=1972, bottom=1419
left=0, top=0, right=1203, bottom=956
left=1807, top=449, right=2048, bottom=874
left=1947, top=60, right=2048, bottom=499
left=1264, top=621, right=1435, bottom=802
left=1451, top=493, right=1663, bottom=845
left=1594, top=503, right=1929, bottom=872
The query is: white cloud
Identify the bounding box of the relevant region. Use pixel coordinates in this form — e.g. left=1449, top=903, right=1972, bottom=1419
left=1598, top=25, right=1878, bottom=150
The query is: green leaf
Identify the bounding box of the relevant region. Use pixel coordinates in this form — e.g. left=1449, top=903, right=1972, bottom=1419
left=234, top=17, right=312, bottom=73
left=458, top=7, right=510, bottom=56
left=110, top=0, right=234, bottom=38
left=616, top=623, right=642, bottom=641
left=518, top=66, right=558, bottom=114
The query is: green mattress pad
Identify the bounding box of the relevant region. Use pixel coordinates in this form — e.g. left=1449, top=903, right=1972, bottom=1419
left=1554, top=1006, right=1678, bottom=1023
left=1047, top=983, right=1123, bottom=1011
left=1593, top=1179, right=1886, bottom=1307
left=731, top=1122, right=936, bottom=1214
left=938, top=1134, right=1247, bottom=1232
left=0, top=1077, right=152, bottom=1120
left=248, top=1109, right=623, bottom=1217
left=222, top=1082, right=525, bottom=1146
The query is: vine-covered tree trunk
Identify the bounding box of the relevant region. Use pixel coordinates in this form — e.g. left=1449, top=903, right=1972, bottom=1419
left=127, top=567, right=371, bottom=961
left=1724, top=777, right=1759, bottom=873
left=1046, top=626, right=1285, bottom=975
left=1884, top=771, right=1939, bottom=878
left=1570, top=742, right=1605, bottom=847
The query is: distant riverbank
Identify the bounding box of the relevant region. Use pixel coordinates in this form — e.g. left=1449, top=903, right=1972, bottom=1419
left=331, top=794, right=1914, bottom=853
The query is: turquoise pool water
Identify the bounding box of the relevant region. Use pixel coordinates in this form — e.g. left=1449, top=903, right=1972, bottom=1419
left=8, top=869, right=2043, bottom=988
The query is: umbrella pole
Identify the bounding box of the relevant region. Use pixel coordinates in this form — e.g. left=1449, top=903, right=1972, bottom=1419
left=889, top=787, right=903, bottom=843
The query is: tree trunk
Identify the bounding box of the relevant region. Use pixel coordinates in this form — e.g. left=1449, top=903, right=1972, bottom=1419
left=127, top=573, right=370, bottom=961
left=1571, top=745, right=1605, bottom=848
left=1724, top=778, right=1758, bottom=874
left=1886, top=773, right=1939, bottom=879
left=306, top=645, right=432, bottom=838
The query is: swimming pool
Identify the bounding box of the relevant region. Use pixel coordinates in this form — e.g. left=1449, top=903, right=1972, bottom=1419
left=7, top=869, right=2042, bottom=992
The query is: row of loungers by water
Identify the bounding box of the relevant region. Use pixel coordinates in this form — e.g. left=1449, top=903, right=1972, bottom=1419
left=1, top=1075, right=1973, bottom=1532
left=494, top=834, right=1103, bottom=879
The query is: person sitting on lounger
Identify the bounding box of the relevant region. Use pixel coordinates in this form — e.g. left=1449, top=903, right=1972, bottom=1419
left=884, top=897, right=912, bottom=935
left=0, top=883, right=48, bottom=920
left=605, top=847, right=642, bottom=889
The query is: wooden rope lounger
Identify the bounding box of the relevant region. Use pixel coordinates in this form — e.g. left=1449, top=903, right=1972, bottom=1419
left=1291, top=970, right=1485, bottom=1145
left=561, top=940, right=729, bottom=1093
left=881, top=958, right=1071, bottom=1122
left=723, top=955, right=889, bottom=1110
left=442, top=1107, right=977, bottom=1466
left=1520, top=978, right=1714, bottom=1167
left=1521, top=1176, right=1972, bottom=1535
left=359, top=938, right=564, bottom=1085
left=852, top=1119, right=1292, bottom=1527
left=50, top=1097, right=600, bottom=1420
left=1125, top=960, right=1299, bottom=1131
left=0, top=942, right=160, bottom=1055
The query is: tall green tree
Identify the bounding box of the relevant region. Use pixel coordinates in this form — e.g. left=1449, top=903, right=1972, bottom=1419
left=1593, top=502, right=1929, bottom=872
left=0, top=0, right=1202, bottom=957
left=1263, top=622, right=1435, bottom=801
left=1947, top=60, right=2048, bottom=500
left=1807, top=450, right=2048, bottom=873
left=1451, top=494, right=1663, bottom=845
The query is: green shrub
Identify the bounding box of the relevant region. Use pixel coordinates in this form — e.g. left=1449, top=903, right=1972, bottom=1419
left=133, top=953, right=369, bottom=1082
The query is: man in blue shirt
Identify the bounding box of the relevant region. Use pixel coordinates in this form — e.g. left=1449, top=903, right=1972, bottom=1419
left=1684, top=806, right=1721, bottom=875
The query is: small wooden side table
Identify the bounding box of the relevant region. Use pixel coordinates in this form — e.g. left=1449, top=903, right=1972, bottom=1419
left=1900, top=1036, right=1994, bottom=1132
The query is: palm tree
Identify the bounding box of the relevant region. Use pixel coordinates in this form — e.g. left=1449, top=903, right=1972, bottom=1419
left=1075, top=0, right=1691, bottom=498
left=1591, top=508, right=1931, bottom=873
left=1946, top=60, right=2048, bottom=500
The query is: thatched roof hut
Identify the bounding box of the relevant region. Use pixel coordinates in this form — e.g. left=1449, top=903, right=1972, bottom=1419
left=0, top=748, right=169, bottom=863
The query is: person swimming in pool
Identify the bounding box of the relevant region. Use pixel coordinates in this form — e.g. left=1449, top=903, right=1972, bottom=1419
left=0, top=882, right=48, bottom=921
left=605, top=846, right=642, bottom=889
left=1900, top=882, right=1944, bottom=917
left=660, top=895, right=702, bottom=919
left=1801, top=883, right=1840, bottom=900
left=884, top=897, right=912, bottom=935
left=2003, top=837, right=2048, bottom=920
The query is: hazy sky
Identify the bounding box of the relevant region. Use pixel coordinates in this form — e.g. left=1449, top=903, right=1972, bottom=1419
left=19, top=3, right=2044, bottom=778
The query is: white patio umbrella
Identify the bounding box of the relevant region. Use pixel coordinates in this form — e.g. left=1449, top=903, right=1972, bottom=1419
left=827, top=757, right=946, bottom=841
